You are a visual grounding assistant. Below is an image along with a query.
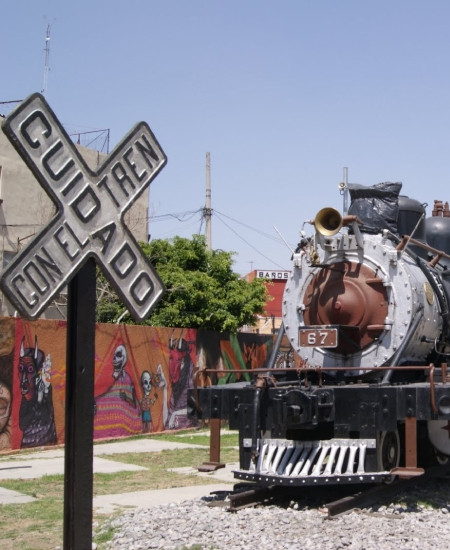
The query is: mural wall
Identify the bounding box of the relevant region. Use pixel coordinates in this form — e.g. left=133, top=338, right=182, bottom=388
left=0, top=318, right=275, bottom=451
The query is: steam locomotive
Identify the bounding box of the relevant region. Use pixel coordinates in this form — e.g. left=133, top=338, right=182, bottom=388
left=189, top=182, right=450, bottom=486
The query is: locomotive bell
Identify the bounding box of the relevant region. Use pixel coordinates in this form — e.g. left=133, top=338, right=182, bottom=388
left=314, top=207, right=343, bottom=236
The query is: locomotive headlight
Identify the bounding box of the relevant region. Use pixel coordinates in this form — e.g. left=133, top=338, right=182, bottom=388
left=424, top=282, right=434, bottom=305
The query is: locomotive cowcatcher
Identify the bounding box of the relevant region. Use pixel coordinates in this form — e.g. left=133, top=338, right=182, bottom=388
left=188, top=182, right=450, bottom=486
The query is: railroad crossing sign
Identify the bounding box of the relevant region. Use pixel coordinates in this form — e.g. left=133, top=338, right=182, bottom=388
left=1, top=93, right=166, bottom=321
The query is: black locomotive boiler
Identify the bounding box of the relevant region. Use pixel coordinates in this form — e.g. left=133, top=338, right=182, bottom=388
left=189, top=182, right=450, bottom=486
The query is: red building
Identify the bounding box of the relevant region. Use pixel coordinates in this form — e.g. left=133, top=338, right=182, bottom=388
left=243, top=269, right=291, bottom=333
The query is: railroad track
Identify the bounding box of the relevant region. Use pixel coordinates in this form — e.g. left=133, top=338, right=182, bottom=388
left=214, top=463, right=450, bottom=517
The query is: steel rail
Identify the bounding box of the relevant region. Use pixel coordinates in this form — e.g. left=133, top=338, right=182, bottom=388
left=324, top=462, right=450, bottom=518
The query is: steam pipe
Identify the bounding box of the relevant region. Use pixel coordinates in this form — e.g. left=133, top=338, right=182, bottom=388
left=249, top=324, right=286, bottom=459
left=266, top=322, right=285, bottom=370
left=250, top=375, right=267, bottom=460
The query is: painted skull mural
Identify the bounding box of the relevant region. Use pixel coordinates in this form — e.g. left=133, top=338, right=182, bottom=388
left=0, top=319, right=273, bottom=451
left=113, top=345, right=127, bottom=380
left=94, top=343, right=141, bottom=438
left=18, top=337, right=57, bottom=448
left=139, top=370, right=155, bottom=433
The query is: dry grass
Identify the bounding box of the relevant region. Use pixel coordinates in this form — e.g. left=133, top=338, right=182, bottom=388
left=0, top=430, right=239, bottom=549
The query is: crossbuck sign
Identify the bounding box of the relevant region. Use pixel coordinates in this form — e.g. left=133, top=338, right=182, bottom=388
left=1, top=93, right=167, bottom=321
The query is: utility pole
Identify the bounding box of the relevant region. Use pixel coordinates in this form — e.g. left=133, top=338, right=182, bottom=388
left=42, top=23, right=51, bottom=97
left=204, top=152, right=212, bottom=250
left=199, top=152, right=225, bottom=473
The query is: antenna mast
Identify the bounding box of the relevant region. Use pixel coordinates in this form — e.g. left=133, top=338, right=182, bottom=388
left=339, top=166, right=349, bottom=215
left=42, top=23, right=51, bottom=97
left=204, top=152, right=212, bottom=250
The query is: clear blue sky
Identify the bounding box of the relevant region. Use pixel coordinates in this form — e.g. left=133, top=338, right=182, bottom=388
left=3, top=1, right=450, bottom=274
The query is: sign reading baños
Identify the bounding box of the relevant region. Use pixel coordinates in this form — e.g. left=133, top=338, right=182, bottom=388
left=1, top=93, right=166, bottom=321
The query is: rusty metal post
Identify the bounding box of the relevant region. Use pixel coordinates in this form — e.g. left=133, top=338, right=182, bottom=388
left=404, top=416, right=418, bottom=468
left=392, top=416, right=424, bottom=478
left=391, top=416, right=425, bottom=479
left=209, top=418, right=222, bottom=464
left=198, top=418, right=225, bottom=472
left=63, top=259, right=96, bottom=549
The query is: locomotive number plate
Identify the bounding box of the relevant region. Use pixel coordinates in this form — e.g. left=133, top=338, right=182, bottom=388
left=299, top=327, right=338, bottom=348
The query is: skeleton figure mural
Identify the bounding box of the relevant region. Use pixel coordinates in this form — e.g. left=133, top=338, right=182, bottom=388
left=138, top=365, right=167, bottom=433
left=167, top=334, right=195, bottom=430
left=18, top=337, right=57, bottom=448
left=139, top=370, right=155, bottom=433
left=94, top=344, right=142, bottom=438
left=112, top=345, right=136, bottom=406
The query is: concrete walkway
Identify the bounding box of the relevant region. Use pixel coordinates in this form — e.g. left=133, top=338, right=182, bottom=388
left=0, top=438, right=237, bottom=512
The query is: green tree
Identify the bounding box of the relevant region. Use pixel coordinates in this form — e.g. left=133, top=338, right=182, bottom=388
left=96, top=235, right=268, bottom=332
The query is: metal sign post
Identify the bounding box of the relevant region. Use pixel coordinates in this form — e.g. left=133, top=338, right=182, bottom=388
left=1, top=94, right=167, bottom=549
left=64, top=258, right=96, bottom=548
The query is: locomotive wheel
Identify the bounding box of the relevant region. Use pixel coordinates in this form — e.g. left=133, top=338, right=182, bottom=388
left=434, top=450, right=449, bottom=466
left=377, top=430, right=400, bottom=472
left=427, top=420, right=450, bottom=464
left=415, top=420, right=449, bottom=467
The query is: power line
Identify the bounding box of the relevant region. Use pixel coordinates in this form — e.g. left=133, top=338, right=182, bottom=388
left=149, top=207, right=291, bottom=270
left=214, top=213, right=288, bottom=270
left=151, top=207, right=292, bottom=246
left=150, top=209, right=202, bottom=223
left=214, top=210, right=292, bottom=245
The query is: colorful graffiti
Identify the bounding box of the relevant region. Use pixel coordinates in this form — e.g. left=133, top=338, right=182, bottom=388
left=0, top=318, right=275, bottom=451
left=17, top=336, right=57, bottom=448
left=0, top=318, right=14, bottom=450
left=196, top=330, right=273, bottom=384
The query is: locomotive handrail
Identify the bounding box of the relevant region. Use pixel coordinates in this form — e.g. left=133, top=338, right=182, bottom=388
left=429, top=364, right=437, bottom=414
left=199, top=365, right=435, bottom=374
left=397, top=234, right=450, bottom=264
